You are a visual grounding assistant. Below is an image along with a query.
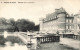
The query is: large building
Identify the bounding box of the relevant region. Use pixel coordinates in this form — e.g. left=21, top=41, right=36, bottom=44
left=74, top=13, right=80, bottom=34
left=39, top=8, right=77, bottom=34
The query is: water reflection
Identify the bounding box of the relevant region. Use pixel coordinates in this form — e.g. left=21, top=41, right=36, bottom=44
left=0, top=33, right=79, bottom=50
left=0, top=42, right=29, bottom=50
left=4, top=31, right=8, bottom=38
left=0, top=36, right=29, bottom=50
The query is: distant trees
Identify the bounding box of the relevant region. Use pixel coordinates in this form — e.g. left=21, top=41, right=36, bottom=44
left=7, top=18, right=16, bottom=32
left=0, top=18, right=36, bottom=32
left=0, top=18, right=7, bottom=32
left=0, top=17, right=7, bottom=25
left=16, top=19, right=35, bottom=32
left=33, top=25, right=39, bottom=31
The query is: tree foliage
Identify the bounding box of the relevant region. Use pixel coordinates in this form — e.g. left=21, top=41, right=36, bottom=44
left=0, top=17, right=7, bottom=25
left=0, top=18, right=38, bottom=32
left=33, top=25, right=39, bottom=31
left=16, top=19, right=35, bottom=32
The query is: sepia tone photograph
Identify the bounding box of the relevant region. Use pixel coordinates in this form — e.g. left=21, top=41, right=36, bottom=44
left=0, top=0, right=80, bottom=50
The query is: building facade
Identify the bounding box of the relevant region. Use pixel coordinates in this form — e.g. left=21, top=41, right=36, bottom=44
left=74, top=14, right=80, bottom=34
left=40, top=8, right=75, bottom=34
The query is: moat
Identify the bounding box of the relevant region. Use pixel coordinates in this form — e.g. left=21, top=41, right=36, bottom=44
left=0, top=32, right=79, bottom=50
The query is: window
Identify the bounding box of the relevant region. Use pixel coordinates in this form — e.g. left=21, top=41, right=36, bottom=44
left=66, top=19, right=68, bottom=23
left=55, top=16, right=57, bottom=19
left=70, top=25, right=72, bottom=29
left=68, top=25, right=69, bottom=29
left=72, top=19, right=73, bottom=23
left=69, top=20, right=72, bottom=23
left=66, top=26, right=68, bottom=29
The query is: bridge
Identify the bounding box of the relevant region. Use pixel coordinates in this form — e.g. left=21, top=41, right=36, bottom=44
left=17, top=32, right=80, bottom=50
left=0, top=32, right=80, bottom=50
left=0, top=32, right=60, bottom=49
left=16, top=32, right=60, bottom=49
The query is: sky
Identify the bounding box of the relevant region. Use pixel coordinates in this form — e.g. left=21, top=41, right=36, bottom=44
left=0, top=0, right=80, bottom=25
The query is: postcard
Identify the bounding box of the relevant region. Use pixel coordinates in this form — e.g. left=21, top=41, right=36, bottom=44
left=0, top=0, right=80, bottom=50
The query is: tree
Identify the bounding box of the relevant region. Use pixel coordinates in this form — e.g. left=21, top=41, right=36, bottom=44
left=0, top=17, right=7, bottom=25
left=0, top=18, right=35, bottom=32
left=16, top=19, right=35, bottom=32
left=7, top=18, right=16, bottom=32
left=33, top=25, right=39, bottom=31
left=8, top=18, right=15, bottom=26
left=0, top=17, right=7, bottom=32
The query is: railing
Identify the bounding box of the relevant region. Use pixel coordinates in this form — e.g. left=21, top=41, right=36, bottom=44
left=60, top=34, right=80, bottom=40
left=37, top=35, right=60, bottom=43
left=73, top=35, right=80, bottom=40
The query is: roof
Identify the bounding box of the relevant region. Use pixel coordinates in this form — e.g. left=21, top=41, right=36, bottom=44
left=43, top=7, right=67, bottom=22
left=65, top=17, right=74, bottom=19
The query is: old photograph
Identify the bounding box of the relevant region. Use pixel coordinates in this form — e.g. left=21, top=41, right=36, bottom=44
left=0, top=0, right=80, bottom=50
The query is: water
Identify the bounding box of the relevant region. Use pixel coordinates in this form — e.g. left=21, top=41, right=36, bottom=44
left=3, top=31, right=8, bottom=38
left=0, top=32, right=79, bottom=50
left=0, top=36, right=29, bottom=50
